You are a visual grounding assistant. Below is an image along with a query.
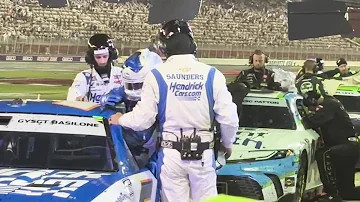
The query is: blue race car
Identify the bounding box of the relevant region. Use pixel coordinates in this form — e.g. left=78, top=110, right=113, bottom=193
left=216, top=90, right=323, bottom=202
left=0, top=99, right=158, bottom=202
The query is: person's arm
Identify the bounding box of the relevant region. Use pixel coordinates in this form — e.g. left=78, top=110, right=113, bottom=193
left=309, top=77, right=329, bottom=96
left=234, top=70, right=248, bottom=83
left=295, top=67, right=305, bottom=81
left=266, top=70, right=282, bottom=91
left=100, top=87, right=126, bottom=107
left=349, top=69, right=358, bottom=75
left=227, top=81, right=250, bottom=118
left=227, top=81, right=250, bottom=104
left=304, top=102, right=335, bottom=128
left=213, top=69, right=239, bottom=149
left=317, top=68, right=340, bottom=79
left=118, top=73, right=158, bottom=131
left=67, top=72, right=89, bottom=101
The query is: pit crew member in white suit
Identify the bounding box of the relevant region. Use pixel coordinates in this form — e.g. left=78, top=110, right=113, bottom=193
left=67, top=34, right=123, bottom=103
left=109, top=19, right=239, bottom=202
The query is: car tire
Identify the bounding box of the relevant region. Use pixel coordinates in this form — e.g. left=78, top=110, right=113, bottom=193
left=293, top=153, right=308, bottom=202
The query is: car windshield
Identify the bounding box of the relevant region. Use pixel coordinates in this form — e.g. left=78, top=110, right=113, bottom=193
left=334, top=95, right=360, bottom=113
left=240, top=104, right=296, bottom=130
left=0, top=132, right=115, bottom=172
left=0, top=114, right=116, bottom=172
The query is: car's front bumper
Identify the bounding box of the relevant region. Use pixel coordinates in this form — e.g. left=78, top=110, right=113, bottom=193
left=216, top=155, right=299, bottom=202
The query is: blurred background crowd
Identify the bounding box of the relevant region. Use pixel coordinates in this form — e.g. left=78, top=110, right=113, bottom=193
left=0, top=0, right=359, bottom=60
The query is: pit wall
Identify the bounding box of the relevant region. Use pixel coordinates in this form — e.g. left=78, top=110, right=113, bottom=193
left=1, top=54, right=358, bottom=67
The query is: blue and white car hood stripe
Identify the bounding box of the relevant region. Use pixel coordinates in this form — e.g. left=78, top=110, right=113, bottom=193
left=0, top=168, right=125, bottom=201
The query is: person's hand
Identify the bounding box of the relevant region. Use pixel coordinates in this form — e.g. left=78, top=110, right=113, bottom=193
left=245, top=74, right=255, bottom=86
left=109, top=113, right=123, bottom=125
left=100, top=88, right=124, bottom=108
left=75, top=96, right=88, bottom=102
left=219, top=144, right=232, bottom=159
left=104, top=94, right=123, bottom=107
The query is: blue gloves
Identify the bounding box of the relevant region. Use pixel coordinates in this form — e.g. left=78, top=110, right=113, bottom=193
left=100, top=88, right=125, bottom=109
left=104, top=94, right=123, bottom=107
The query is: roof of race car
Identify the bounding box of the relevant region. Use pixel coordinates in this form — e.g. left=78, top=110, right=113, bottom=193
left=0, top=100, right=108, bottom=117
left=246, top=90, right=287, bottom=99
left=245, top=89, right=299, bottom=100
left=243, top=90, right=298, bottom=107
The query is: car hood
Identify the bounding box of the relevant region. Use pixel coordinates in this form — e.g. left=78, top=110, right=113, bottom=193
left=0, top=168, right=125, bottom=202
left=229, top=128, right=302, bottom=161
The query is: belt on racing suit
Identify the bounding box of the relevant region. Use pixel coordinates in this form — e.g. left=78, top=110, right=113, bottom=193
left=159, top=128, right=215, bottom=161
left=160, top=140, right=214, bottom=160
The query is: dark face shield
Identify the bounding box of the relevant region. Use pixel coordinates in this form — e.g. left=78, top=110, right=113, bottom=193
left=125, top=83, right=143, bottom=91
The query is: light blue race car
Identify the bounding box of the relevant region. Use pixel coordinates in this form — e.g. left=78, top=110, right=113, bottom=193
left=216, top=90, right=323, bottom=202
left=0, top=99, right=158, bottom=202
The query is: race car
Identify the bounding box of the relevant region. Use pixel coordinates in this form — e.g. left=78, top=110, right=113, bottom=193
left=332, top=85, right=360, bottom=169
left=216, top=90, right=323, bottom=202
left=333, top=85, right=360, bottom=131
left=0, top=99, right=157, bottom=201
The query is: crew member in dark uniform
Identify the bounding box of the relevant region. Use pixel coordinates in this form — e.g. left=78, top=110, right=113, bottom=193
left=301, top=90, right=360, bottom=201
left=333, top=58, right=358, bottom=78
left=296, top=60, right=329, bottom=97
left=227, top=80, right=250, bottom=119
left=296, top=58, right=341, bottom=81
left=234, top=50, right=282, bottom=91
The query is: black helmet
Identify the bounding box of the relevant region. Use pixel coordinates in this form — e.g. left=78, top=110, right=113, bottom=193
left=336, top=58, right=347, bottom=67
left=85, top=34, right=119, bottom=65
left=159, top=19, right=194, bottom=41
left=303, top=91, right=321, bottom=107
left=157, top=19, right=197, bottom=57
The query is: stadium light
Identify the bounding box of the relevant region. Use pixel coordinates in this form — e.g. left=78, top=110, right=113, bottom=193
left=36, top=0, right=202, bottom=25
left=148, top=0, right=202, bottom=24
left=288, top=0, right=353, bottom=40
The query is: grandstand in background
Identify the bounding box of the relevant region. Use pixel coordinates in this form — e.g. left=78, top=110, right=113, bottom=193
left=1, top=0, right=360, bottom=61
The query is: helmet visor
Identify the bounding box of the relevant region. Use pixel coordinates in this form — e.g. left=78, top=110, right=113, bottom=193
left=125, top=82, right=143, bottom=91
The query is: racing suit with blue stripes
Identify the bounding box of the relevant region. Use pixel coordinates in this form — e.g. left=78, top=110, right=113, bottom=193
left=117, top=54, right=239, bottom=202
left=67, top=66, right=123, bottom=103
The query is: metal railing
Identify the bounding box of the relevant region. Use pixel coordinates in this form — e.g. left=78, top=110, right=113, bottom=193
left=1, top=36, right=360, bottom=61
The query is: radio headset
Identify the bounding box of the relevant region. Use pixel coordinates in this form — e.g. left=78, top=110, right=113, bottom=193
left=85, top=34, right=119, bottom=102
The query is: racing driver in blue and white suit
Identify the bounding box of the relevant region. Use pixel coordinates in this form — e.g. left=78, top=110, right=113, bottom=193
left=109, top=19, right=239, bottom=202
left=101, top=48, right=163, bottom=166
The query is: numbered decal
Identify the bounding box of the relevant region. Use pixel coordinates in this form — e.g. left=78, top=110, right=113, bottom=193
left=233, top=131, right=266, bottom=149
left=0, top=169, right=111, bottom=198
